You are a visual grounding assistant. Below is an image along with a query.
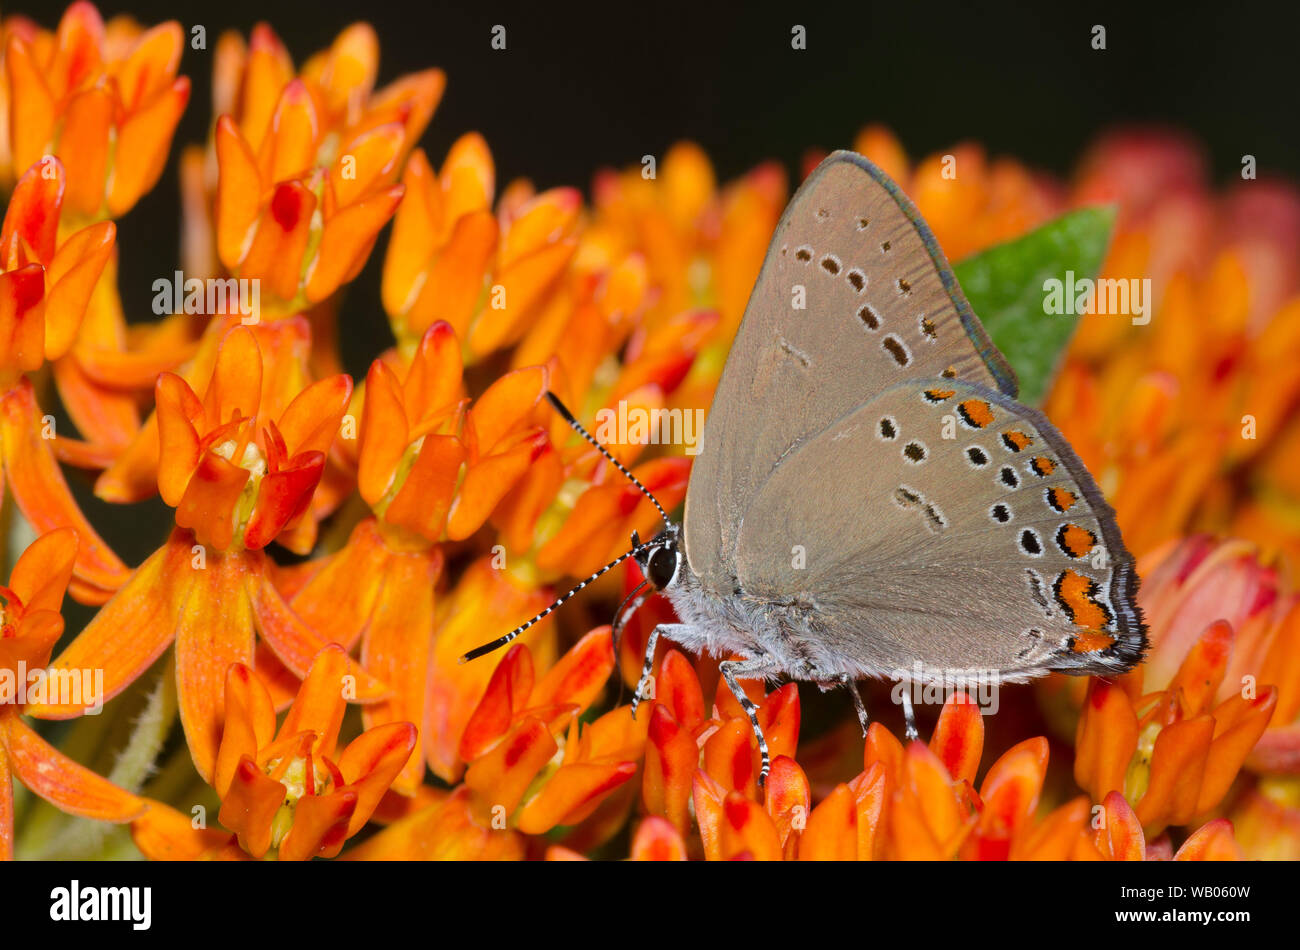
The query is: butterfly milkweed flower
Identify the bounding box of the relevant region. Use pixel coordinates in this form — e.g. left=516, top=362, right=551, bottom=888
left=1047, top=129, right=1300, bottom=564
left=209, top=22, right=442, bottom=316
left=4, top=3, right=188, bottom=218
left=0, top=529, right=144, bottom=860
left=1068, top=534, right=1298, bottom=855
left=647, top=672, right=1242, bottom=860
left=344, top=627, right=641, bottom=859
left=25, top=325, right=377, bottom=782
left=382, top=134, right=581, bottom=359
left=90, top=20, right=442, bottom=503
left=0, top=5, right=196, bottom=461
left=283, top=320, right=553, bottom=792
left=581, top=143, right=786, bottom=414
left=0, top=155, right=124, bottom=603
left=130, top=645, right=415, bottom=860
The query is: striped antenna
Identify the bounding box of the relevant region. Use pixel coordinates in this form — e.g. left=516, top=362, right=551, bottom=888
left=459, top=538, right=656, bottom=663
left=544, top=392, right=672, bottom=527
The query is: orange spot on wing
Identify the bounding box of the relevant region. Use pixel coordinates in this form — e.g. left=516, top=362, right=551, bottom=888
left=957, top=399, right=994, bottom=428
left=1053, top=569, right=1112, bottom=630
left=1030, top=456, right=1056, bottom=477
left=1047, top=486, right=1076, bottom=512
left=1001, top=429, right=1032, bottom=452
left=1070, top=629, right=1117, bottom=654
left=1057, top=524, right=1097, bottom=558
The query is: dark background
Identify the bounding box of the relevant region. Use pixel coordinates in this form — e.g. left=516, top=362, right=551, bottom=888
left=24, top=0, right=1300, bottom=568
left=85, top=0, right=1300, bottom=190
left=73, top=0, right=1300, bottom=351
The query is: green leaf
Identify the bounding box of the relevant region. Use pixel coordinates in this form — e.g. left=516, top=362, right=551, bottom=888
left=954, top=205, right=1116, bottom=406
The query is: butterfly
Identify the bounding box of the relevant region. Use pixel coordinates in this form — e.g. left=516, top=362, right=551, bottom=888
left=464, top=150, right=1147, bottom=784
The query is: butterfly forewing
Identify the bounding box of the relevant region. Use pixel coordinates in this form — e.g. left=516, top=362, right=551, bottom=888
left=686, top=151, right=1018, bottom=596
left=733, top=378, right=1145, bottom=677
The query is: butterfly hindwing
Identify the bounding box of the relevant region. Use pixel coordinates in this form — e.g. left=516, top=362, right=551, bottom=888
left=732, top=378, right=1146, bottom=678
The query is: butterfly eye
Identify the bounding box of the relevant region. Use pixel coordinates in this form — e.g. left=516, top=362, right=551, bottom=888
left=647, top=546, right=678, bottom=589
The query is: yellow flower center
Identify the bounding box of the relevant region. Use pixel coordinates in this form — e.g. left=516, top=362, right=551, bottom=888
left=265, top=754, right=327, bottom=850
left=1124, top=716, right=1163, bottom=806
left=214, top=438, right=269, bottom=545
left=373, top=435, right=426, bottom=519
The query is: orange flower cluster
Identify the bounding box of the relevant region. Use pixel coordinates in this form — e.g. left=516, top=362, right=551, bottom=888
left=1049, top=130, right=1300, bottom=564
left=0, top=2, right=1296, bottom=861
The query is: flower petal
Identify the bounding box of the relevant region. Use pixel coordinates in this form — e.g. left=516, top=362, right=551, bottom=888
left=1134, top=716, right=1214, bottom=830
left=5, top=38, right=58, bottom=176
left=1074, top=678, right=1140, bottom=803
left=130, top=798, right=232, bottom=860
left=246, top=565, right=389, bottom=702
left=930, top=690, right=985, bottom=785
left=643, top=703, right=696, bottom=835
left=359, top=546, right=441, bottom=794
left=24, top=533, right=190, bottom=719
left=1097, top=790, right=1146, bottom=861
left=217, top=754, right=286, bottom=858
left=764, top=754, right=811, bottom=855
left=1174, top=818, right=1241, bottom=860
left=630, top=815, right=687, bottom=860
left=337, top=721, right=417, bottom=833
left=515, top=760, right=637, bottom=835
left=404, top=210, right=498, bottom=339
left=459, top=643, right=535, bottom=763
left=3, top=714, right=145, bottom=820
left=278, top=789, right=357, bottom=861
left=215, top=116, right=261, bottom=273
left=44, top=221, right=116, bottom=360
left=464, top=715, right=558, bottom=819
left=384, top=433, right=466, bottom=542
left=241, top=180, right=316, bottom=302
left=175, top=550, right=256, bottom=781
left=967, top=736, right=1049, bottom=861
left=214, top=662, right=276, bottom=799
left=529, top=626, right=615, bottom=715
left=305, top=184, right=404, bottom=302
left=286, top=517, right=389, bottom=649
left=799, top=783, right=857, bottom=860
left=2, top=156, right=62, bottom=263
left=276, top=643, right=350, bottom=761
left=715, top=790, right=782, bottom=860
left=1196, top=689, right=1277, bottom=813
left=0, top=265, right=47, bottom=385
left=9, top=526, right=78, bottom=613
left=108, top=77, right=191, bottom=217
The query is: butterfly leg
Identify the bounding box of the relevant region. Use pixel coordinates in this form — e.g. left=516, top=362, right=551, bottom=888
left=899, top=686, right=919, bottom=742
left=836, top=673, right=870, bottom=736
left=718, top=655, right=781, bottom=787
left=629, top=622, right=679, bottom=719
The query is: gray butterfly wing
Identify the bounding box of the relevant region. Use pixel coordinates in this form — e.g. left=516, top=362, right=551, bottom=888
left=685, top=150, right=1017, bottom=597
left=733, top=378, right=1146, bottom=678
